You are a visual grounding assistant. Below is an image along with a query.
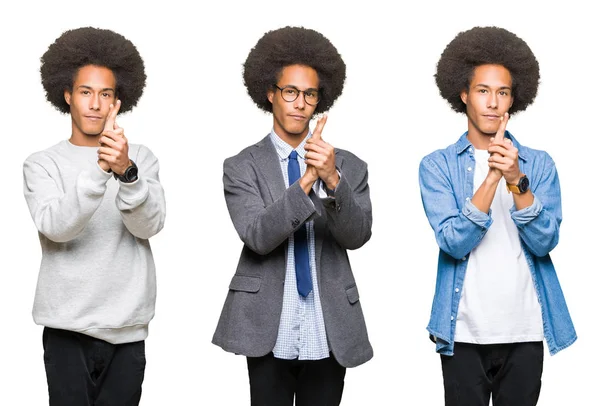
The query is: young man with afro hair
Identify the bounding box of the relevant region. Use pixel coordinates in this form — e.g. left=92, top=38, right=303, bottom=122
left=419, top=26, right=576, bottom=405
left=23, top=27, right=165, bottom=405
left=212, top=26, right=373, bottom=406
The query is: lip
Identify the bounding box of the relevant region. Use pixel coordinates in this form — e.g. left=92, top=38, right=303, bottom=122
left=84, top=115, right=103, bottom=120
left=289, top=114, right=306, bottom=120
left=483, top=114, right=500, bottom=119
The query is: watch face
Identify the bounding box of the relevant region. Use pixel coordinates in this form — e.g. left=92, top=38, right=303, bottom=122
left=126, top=166, right=138, bottom=182
left=518, top=176, right=529, bottom=192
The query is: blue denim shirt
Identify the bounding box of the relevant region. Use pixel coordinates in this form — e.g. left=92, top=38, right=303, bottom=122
left=419, top=131, right=577, bottom=356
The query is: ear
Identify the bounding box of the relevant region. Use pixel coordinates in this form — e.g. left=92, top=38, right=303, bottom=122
left=267, top=88, right=274, bottom=104
left=64, top=89, right=72, bottom=106
left=509, top=96, right=514, bottom=109
left=460, top=89, right=468, bottom=105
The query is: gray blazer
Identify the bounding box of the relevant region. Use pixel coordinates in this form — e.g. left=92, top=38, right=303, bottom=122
left=212, top=135, right=373, bottom=368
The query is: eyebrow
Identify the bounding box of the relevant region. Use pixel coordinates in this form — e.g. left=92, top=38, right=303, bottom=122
left=76, top=85, right=115, bottom=92
left=474, top=84, right=512, bottom=90
left=280, top=85, right=319, bottom=91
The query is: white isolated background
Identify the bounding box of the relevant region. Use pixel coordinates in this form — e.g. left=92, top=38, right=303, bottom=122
left=0, top=0, right=597, bottom=404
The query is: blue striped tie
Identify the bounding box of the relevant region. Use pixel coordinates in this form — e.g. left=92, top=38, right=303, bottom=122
left=288, top=150, right=313, bottom=297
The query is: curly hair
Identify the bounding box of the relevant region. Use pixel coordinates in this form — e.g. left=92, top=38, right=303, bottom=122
left=435, top=26, right=539, bottom=114
left=40, top=27, right=146, bottom=114
left=243, top=26, right=346, bottom=115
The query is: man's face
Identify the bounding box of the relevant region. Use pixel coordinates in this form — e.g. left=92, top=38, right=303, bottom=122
left=461, top=64, right=514, bottom=137
left=64, top=65, right=117, bottom=139
left=267, top=64, right=319, bottom=142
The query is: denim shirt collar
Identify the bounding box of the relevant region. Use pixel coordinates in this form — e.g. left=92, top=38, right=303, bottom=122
left=455, top=130, right=529, bottom=162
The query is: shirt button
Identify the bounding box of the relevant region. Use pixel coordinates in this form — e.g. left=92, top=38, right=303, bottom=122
left=467, top=167, right=472, bottom=172
left=468, top=147, right=473, bottom=152
left=455, top=288, right=459, bottom=293
left=450, top=316, right=454, bottom=321
left=461, top=257, right=466, bottom=261
left=292, top=218, right=300, bottom=227
left=465, top=197, right=470, bottom=201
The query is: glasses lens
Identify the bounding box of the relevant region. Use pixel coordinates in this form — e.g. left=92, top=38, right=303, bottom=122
left=304, top=90, right=320, bottom=105
left=280, top=87, right=299, bottom=102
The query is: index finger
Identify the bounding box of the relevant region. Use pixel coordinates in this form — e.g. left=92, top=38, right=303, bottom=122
left=494, top=112, right=509, bottom=144
left=103, top=99, right=121, bottom=131
left=311, top=115, right=328, bottom=141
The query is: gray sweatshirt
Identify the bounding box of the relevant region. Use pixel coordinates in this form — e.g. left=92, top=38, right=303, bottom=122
left=23, top=140, right=166, bottom=344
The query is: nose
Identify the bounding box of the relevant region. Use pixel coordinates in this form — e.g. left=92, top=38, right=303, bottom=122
left=487, top=93, right=498, bottom=109
left=293, top=92, right=306, bottom=109
left=89, top=94, right=100, bottom=111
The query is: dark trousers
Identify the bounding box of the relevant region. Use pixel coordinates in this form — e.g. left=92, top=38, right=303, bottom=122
left=441, top=341, right=544, bottom=406
left=247, top=352, right=346, bottom=406
left=43, top=327, right=146, bottom=406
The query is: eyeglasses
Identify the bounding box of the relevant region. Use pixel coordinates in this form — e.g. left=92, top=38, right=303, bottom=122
left=273, top=85, right=321, bottom=106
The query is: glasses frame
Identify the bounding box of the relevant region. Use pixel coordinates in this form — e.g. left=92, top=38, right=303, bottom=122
left=273, top=85, right=321, bottom=106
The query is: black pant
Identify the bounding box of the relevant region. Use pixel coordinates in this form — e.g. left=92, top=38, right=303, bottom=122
left=441, top=341, right=544, bottom=406
left=247, top=352, right=346, bottom=406
left=43, top=327, right=146, bottom=406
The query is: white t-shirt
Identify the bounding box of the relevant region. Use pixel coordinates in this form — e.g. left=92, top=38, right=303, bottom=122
left=454, top=149, right=543, bottom=344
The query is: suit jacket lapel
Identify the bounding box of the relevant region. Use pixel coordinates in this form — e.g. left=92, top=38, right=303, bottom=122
left=252, top=135, right=286, bottom=203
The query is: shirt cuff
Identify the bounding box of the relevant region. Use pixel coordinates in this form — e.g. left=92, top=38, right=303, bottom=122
left=510, top=195, right=543, bottom=224
left=462, top=200, right=493, bottom=228
left=91, top=162, right=113, bottom=184
left=117, top=177, right=147, bottom=204
left=318, top=170, right=341, bottom=198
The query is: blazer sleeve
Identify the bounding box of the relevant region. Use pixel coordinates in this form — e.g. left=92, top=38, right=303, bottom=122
left=321, top=152, right=372, bottom=250
left=223, top=157, right=318, bottom=256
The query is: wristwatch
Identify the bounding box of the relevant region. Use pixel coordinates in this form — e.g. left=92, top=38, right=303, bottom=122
left=114, top=160, right=138, bottom=183
left=506, top=174, right=529, bottom=194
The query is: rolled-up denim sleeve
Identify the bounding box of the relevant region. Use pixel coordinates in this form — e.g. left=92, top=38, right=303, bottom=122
left=419, top=155, right=492, bottom=260
left=510, top=154, right=561, bottom=257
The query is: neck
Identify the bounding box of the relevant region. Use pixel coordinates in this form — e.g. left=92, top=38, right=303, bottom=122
left=465, top=122, right=494, bottom=150
left=466, top=132, right=492, bottom=150
left=70, top=128, right=101, bottom=147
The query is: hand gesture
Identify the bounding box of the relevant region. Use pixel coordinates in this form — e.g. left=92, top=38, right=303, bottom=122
left=487, top=112, right=520, bottom=184
left=97, top=100, right=131, bottom=175
left=304, top=115, right=339, bottom=189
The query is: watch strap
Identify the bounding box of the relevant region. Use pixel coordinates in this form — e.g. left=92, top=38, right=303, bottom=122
left=506, top=183, right=521, bottom=194
left=114, top=160, right=138, bottom=183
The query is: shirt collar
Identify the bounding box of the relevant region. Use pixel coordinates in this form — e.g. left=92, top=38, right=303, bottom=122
left=269, top=129, right=312, bottom=160
left=454, top=130, right=529, bottom=162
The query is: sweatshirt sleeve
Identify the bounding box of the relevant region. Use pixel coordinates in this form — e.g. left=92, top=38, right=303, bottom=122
left=23, top=155, right=112, bottom=243
left=115, top=145, right=166, bottom=239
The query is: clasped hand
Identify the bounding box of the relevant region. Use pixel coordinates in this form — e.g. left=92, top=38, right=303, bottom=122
left=303, top=115, right=339, bottom=190
left=97, top=100, right=131, bottom=175
left=487, top=112, right=522, bottom=184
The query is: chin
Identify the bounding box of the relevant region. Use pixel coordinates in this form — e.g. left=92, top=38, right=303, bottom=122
left=83, top=129, right=103, bottom=137
left=479, top=125, right=499, bottom=136
left=287, top=124, right=309, bottom=135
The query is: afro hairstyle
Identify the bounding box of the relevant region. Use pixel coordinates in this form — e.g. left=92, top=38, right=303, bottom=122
left=243, top=26, right=346, bottom=115
left=40, top=27, right=146, bottom=114
left=435, top=26, right=539, bottom=114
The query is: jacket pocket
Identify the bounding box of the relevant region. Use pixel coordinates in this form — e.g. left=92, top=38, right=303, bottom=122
left=345, top=284, right=359, bottom=304
left=229, top=274, right=261, bottom=293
